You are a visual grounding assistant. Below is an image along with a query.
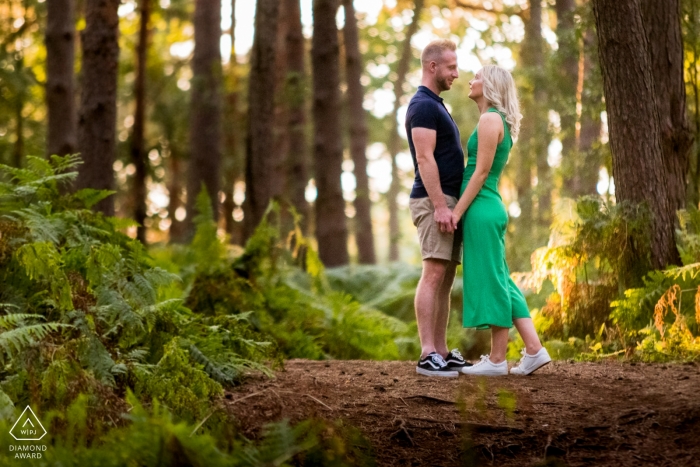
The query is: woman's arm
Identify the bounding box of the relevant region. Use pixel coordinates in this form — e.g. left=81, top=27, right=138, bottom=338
left=451, top=112, right=503, bottom=228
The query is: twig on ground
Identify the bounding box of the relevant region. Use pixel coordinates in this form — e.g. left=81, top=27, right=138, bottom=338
left=304, top=394, right=333, bottom=411
left=190, top=409, right=217, bottom=437
left=389, top=418, right=414, bottom=446
left=399, top=397, right=409, bottom=407
left=230, top=390, right=266, bottom=405
left=542, top=434, right=552, bottom=459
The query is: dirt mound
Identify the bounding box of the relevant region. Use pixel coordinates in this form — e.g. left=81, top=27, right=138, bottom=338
left=225, top=360, right=700, bottom=466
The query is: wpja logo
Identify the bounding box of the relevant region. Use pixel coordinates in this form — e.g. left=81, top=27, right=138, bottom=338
left=8, top=406, right=48, bottom=459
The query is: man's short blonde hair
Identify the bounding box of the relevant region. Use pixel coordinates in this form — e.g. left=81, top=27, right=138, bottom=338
left=421, top=39, right=457, bottom=67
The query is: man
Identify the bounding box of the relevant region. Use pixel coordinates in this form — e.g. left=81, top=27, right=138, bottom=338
left=406, top=40, right=470, bottom=377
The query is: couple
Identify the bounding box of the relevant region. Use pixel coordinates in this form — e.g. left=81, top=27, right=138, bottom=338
left=408, top=40, right=551, bottom=377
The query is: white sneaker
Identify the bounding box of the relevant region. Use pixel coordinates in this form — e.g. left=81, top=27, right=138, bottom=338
left=509, top=347, right=551, bottom=375
left=460, top=355, right=508, bottom=376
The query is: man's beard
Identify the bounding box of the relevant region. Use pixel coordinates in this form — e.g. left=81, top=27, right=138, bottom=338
left=437, top=75, right=451, bottom=91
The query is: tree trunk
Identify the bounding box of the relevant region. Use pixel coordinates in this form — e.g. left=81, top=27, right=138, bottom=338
left=244, top=0, right=280, bottom=239
left=13, top=78, right=24, bottom=168
left=76, top=0, right=120, bottom=216
left=343, top=0, right=375, bottom=264
left=273, top=0, right=290, bottom=208
left=46, top=0, right=77, bottom=157
left=186, top=0, right=222, bottom=235
left=388, top=0, right=423, bottom=262
left=524, top=0, right=550, bottom=226
left=512, top=0, right=547, bottom=238
left=688, top=0, right=700, bottom=206
left=572, top=29, right=602, bottom=198
left=312, top=0, right=349, bottom=267
left=555, top=0, right=579, bottom=197
left=592, top=0, right=681, bottom=269
left=168, top=151, right=186, bottom=242
left=223, top=0, right=244, bottom=244
left=284, top=0, right=310, bottom=234
left=640, top=0, right=694, bottom=211
left=131, top=0, right=151, bottom=243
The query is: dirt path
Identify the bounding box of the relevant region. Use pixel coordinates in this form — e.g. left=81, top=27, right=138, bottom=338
left=224, top=360, right=700, bottom=466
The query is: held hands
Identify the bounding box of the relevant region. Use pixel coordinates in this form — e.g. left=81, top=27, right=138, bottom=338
left=434, top=206, right=455, bottom=234
left=451, top=211, right=461, bottom=231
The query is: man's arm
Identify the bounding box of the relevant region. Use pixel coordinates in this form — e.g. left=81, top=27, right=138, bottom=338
left=412, top=127, right=454, bottom=234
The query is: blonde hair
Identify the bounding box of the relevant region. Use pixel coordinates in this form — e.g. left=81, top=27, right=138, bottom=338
left=421, top=39, right=457, bottom=67
left=480, top=65, right=522, bottom=141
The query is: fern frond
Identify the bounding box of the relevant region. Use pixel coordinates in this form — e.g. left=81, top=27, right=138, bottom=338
left=0, top=323, right=68, bottom=364
left=187, top=343, right=238, bottom=385
left=0, top=313, right=46, bottom=330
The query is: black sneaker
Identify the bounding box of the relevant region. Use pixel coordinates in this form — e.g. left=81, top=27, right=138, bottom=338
left=416, top=352, right=459, bottom=377
left=444, top=349, right=472, bottom=370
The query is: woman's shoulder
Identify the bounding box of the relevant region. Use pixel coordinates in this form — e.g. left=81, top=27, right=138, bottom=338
left=477, top=111, right=504, bottom=131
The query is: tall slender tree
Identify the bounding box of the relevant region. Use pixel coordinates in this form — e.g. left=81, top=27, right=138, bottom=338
left=592, top=0, right=681, bottom=269
left=186, top=0, right=222, bottom=233
left=523, top=0, right=550, bottom=226
left=343, top=0, right=375, bottom=264
left=46, top=0, right=76, bottom=157
left=131, top=0, right=151, bottom=243
left=284, top=0, right=310, bottom=233
left=572, top=28, right=603, bottom=198
left=244, top=0, right=280, bottom=239
left=312, top=0, right=349, bottom=267
left=554, top=0, right=579, bottom=197
left=223, top=0, right=244, bottom=244
left=76, top=0, right=120, bottom=216
left=640, top=0, right=694, bottom=211
left=387, top=0, right=423, bottom=262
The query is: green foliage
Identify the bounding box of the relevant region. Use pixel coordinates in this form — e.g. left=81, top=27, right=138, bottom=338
left=0, top=155, right=273, bottom=422
left=161, top=202, right=415, bottom=361
left=134, top=339, right=222, bottom=423
left=0, top=392, right=374, bottom=467
left=520, top=197, right=651, bottom=339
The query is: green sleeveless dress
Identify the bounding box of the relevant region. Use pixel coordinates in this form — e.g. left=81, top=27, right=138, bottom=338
left=460, top=108, right=531, bottom=329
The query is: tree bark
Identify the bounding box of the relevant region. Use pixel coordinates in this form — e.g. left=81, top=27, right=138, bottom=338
left=592, top=0, right=681, bottom=269
left=223, top=0, right=244, bottom=244
left=388, top=0, right=423, bottom=262
left=46, top=0, right=77, bottom=157
left=640, top=0, right=694, bottom=211
left=131, top=0, right=151, bottom=243
left=555, top=0, right=579, bottom=197
left=312, top=0, right=349, bottom=267
left=284, top=0, right=310, bottom=234
left=186, top=0, right=222, bottom=235
left=343, top=0, right=375, bottom=264
left=572, top=29, right=602, bottom=198
left=168, top=150, right=186, bottom=242
left=76, top=0, right=120, bottom=216
left=523, top=0, right=550, bottom=226
left=244, top=0, right=280, bottom=239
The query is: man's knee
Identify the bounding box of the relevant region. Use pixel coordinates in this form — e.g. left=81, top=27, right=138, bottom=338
left=421, top=259, right=449, bottom=285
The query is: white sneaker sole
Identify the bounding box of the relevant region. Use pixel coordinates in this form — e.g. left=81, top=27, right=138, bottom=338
left=511, top=359, right=551, bottom=376
left=416, top=367, right=459, bottom=378
left=460, top=369, right=508, bottom=376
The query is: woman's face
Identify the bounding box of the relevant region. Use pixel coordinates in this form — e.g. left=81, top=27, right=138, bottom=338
left=469, top=71, right=483, bottom=100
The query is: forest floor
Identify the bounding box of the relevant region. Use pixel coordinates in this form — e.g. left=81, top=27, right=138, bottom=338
left=225, top=359, right=700, bottom=467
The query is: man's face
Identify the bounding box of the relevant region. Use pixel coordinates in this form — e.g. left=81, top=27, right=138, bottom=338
left=434, top=50, right=459, bottom=92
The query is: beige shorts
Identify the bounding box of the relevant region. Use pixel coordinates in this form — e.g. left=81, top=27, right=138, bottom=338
left=409, top=195, right=463, bottom=264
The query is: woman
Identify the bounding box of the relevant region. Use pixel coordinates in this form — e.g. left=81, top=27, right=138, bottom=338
left=451, top=65, right=551, bottom=376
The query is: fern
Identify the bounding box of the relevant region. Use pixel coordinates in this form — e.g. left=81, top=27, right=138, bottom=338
left=0, top=320, right=68, bottom=364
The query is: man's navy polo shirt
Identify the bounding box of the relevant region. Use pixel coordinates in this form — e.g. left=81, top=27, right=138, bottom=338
left=405, top=86, right=464, bottom=199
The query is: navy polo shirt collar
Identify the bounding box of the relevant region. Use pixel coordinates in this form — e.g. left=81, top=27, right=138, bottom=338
left=418, top=85, right=443, bottom=103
